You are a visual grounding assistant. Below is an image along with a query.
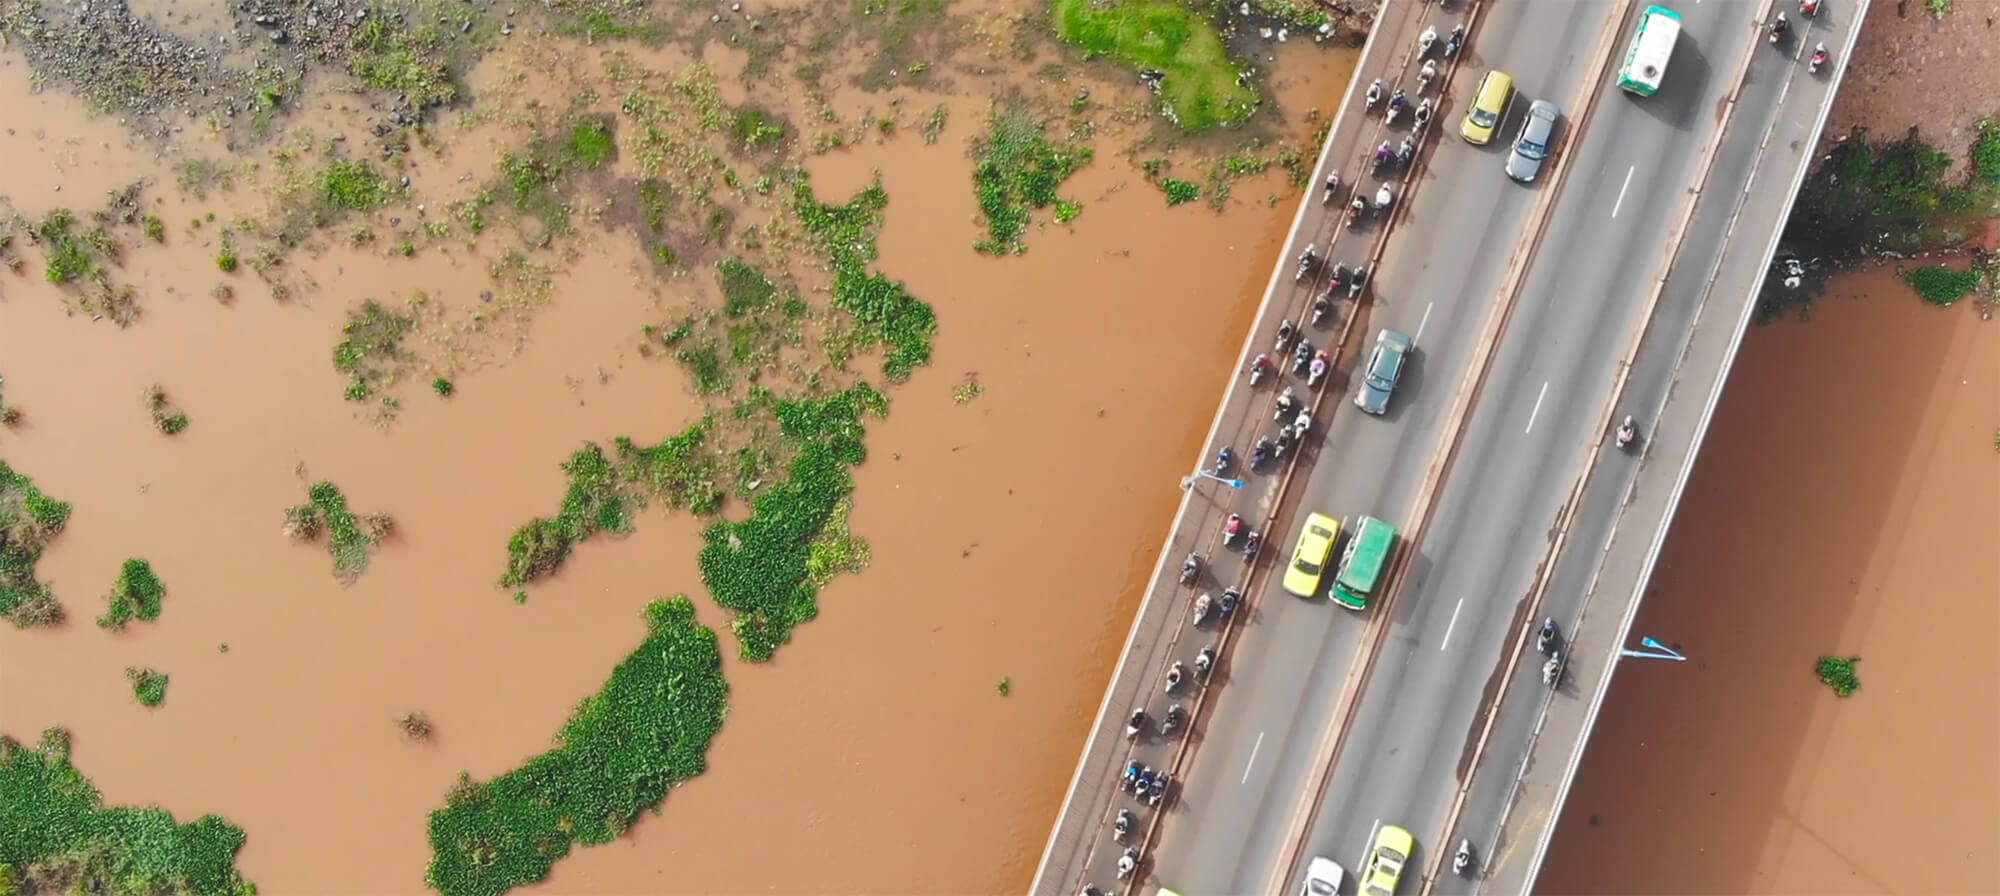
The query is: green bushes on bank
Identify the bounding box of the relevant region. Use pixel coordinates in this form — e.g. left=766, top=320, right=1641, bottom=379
left=1903, top=264, right=1982, bottom=306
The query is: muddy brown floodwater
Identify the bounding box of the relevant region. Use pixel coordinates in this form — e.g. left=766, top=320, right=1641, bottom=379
left=0, top=15, right=1357, bottom=896
left=1536, top=268, right=1999, bottom=895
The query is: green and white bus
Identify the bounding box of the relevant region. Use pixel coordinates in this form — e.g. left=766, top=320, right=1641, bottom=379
left=1617, top=5, right=1682, bottom=97
left=1331, top=516, right=1398, bottom=611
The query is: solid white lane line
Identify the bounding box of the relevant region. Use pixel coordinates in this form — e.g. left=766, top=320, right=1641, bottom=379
left=1242, top=731, right=1266, bottom=784
left=1359, top=818, right=1382, bottom=872
left=1611, top=165, right=1636, bottom=218
left=1441, top=598, right=1465, bottom=651
left=1413, top=301, right=1436, bottom=346
left=1525, top=381, right=1550, bottom=434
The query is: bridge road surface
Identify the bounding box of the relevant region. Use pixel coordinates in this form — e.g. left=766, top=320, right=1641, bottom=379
left=1297, top=0, right=1766, bottom=886
left=1438, top=4, right=1866, bottom=893
left=1029, top=2, right=1476, bottom=893
left=1143, top=2, right=1625, bottom=893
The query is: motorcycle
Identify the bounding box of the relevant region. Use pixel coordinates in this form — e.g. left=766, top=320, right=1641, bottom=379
left=1800, top=0, right=1820, bottom=16
left=1274, top=385, right=1298, bottom=421
left=1312, top=294, right=1333, bottom=327
left=1386, top=89, right=1408, bottom=125
left=1417, top=24, right=1438, bottom=56
left=1291, top=410, right=1313, bottom=441
left=1322, top=172, right=1341, bottom=205
left=1374, top=184, right=1395, bottom=216
left=1454, top=839, right=1475, bottom=876
left=1224, top=513, right=1247, bottom=547
left=1249, top=352, right=1271, bottom=387
left=1780, top=257, right=1806, bottom=289
left=1537, top=618, right=1559, bottom=655
left=1121, top=760, right=1145, bottom=792
left=1397, top=137, right=1416, bottom=168
left=1114, top=809, right=1136, bottom=843
left=1213, top=446, right=1235, bottom=476
left=1161, top=704, right=1186, bottom=737
left=1346, top=197, right=1368, bottom=229
left=1117, top=847, right=1139, bottom=881
left=1768, top=11, right=1787, bottom=46
left=1365, top=77, right=1385, bottom=113
left=1445, top=23, right=1465, bottom=58
left=1179, top=552, right=1202, bottom=586
left=1413, top=97, right=1434, bottom=129
left=1145, top=772, right=1170, bottom=807
left=1193, top=591, right=1215, bottom=627
left=1543, top=650, right=1563, bottom=687
left=1294, top=254, right=1314, bottom=283
left=1308, top=351, right=1329, bottom=388
left=1241, top=529, right=1262, bottom=557
left=1194, top=646, right=1215, bottom=682
left=1809, top=42, right=1828, bottom=74
left=1417, top=58, right=1438, bottom=95
left=1347, top=266, right=1368, bottom=299
left=1615, top=414, right=1637, bottom=450
left=1275, top=318, right=1298, bottom=353
left=1291, top=339, right=1315, bottom=375
left=1165, top=661, right=1187, bottom=694
left=1218, top=587, right=1242, bottom=620
left=1125, top=709, right=1147, bottom=741
left=1251, top=435, right=1275, bottom=470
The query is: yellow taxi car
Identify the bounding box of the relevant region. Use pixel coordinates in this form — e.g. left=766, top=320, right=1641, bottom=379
left=1282, top=513, right=1340, bottom=597
left=1458, top=69, right=1515, bottom=145
left=1361, top=823, right=1416, bottom=896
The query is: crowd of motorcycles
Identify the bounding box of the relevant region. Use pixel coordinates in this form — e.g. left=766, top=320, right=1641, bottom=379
left=1080, top=22, right=1477, bottom=896
left=1773, top=0, right=1835, bottom=75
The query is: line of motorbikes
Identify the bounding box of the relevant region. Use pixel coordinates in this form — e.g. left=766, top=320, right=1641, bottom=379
left=1769, top=0, right=1835, bottom=76
left=1089, top=17, right=1482, bottom=894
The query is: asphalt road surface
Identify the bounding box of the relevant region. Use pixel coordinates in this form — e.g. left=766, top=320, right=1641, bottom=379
left=1296, top=1, right=1767, bottom=890
left=1146, top=1, right=1629, bottom=892
left=1438, top=4, right=1863, bottom=892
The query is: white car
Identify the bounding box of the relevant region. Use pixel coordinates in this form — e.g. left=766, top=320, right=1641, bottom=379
left=1300, top=856, right=1346, bottom=896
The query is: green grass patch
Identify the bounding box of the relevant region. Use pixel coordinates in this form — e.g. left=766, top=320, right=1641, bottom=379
left=969, top=104, right=1092, bottom=255
left=697, top=385, right=885, bottom=660
left=36, top=210, right=109, bottom=285
left=321, top=159, right=394, bottom=213
left=433, top=377, right=455, bottom=397
left=1161, top=177, right=1200, bottom=205
left=333, top=299, right=416, bottom=401
left=728, top=106, right=789, bottom=152
left=792, top=174, right=939, bottom=379
left=1050, top=0, right=1259, bottom=132
left=96, top=559, right=165, bottom=631
left=143, top=214, right=166, bottom=242
left=500, top=444, right=637, bottom=587
left=143, top=383, right=190, bottom=435
left=347, top=16, right=460, bottom=109
left=1904, top=264, right=1982, bottom=306
left=125, top=667, right=169, bottom=707
left=284, top=481, right=393, bottom=581
left=1815, top=655, right=1860, bottom=696
left=425, top=596, right=727, bottom=896
left=493, top=116, right=620, bottom=239
left=0, top=460, right=72, bottom=628
left=0, top=727, right=254, bottom=894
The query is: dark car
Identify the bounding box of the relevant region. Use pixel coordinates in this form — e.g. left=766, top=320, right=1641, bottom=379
left=1354, top=328, right=1413, bottom=416
left=1506, top=100, right=1561, bottom=183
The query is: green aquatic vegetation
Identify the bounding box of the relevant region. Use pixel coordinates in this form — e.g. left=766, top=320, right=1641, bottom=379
left=36, top=210, right=108, bottom=285
left=143, top=214, right=166, bottom=242
left=283, top=481, right=393, bottom=581
left=433, top=377, right=455, bottom=397
left=728, top=105, right=789, bottom=152
left=969, top=104, right=1092, bottom=255
left=347, top=16, right=460, bottom=110
left=144, top=383, right=190, bottom=435
left=1904, top=264, right=1981, bottom=306
left=1050, top=0, right=1259, bottom=132
left=791, top=174, right=939, bottom=380
left=0, top=727, right=254, bottom=895
left=1816, top=655, right=1860, bottom=697
left=0, top=460, right=72, bottom=628
left=697, top=385, right=886, bottom=660
left=332, top=299, right=416, bottom=401
left=1161, top=177, right=1200, bottom=205
left=500, top=443, right=637, bottom=587
left=320, top=159, right=394, bottom=213
left=96, top=559, right=164, bottom=631
left=616, top=421, right=726, bottom=517
left=125, top=667, right=169, bottom=707
left=493, top=116, right=620, bottom=238
left=425, top=597, right=727, bottom=896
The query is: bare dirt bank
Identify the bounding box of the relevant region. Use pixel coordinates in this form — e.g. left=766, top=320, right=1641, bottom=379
left=1537, top=268, right=1999, bottom=895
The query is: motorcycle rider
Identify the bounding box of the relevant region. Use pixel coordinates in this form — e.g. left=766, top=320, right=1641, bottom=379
left=1454, top=839, right=1475, bottom=875
left=1537, top=618, right=1559, bottom=654
left=1769, top=11, right=1788, bottom=42
left=1375, top=183, right=1395, bottom=213
left=1114, top=809, right=1135, bottom=841
left=1165, top=661, right=1187, bottom=692
left=1800, top=0, right=1820, bottom=15
left=1810, top=41, right=1829, bottom=71
left=1365, top=77, right=1384, bottom=110
left=1322, top=172, right=1341, bottom=203
left=1125, top=708, right=1147, bottom=739
left=1616, top=415, right=1637, bottom=447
